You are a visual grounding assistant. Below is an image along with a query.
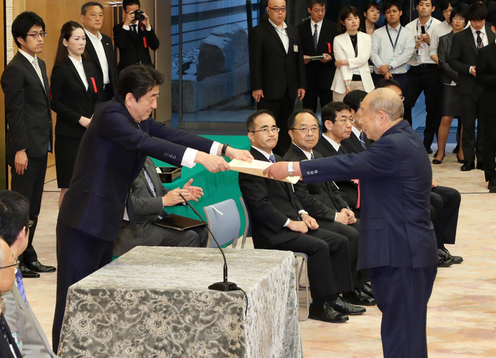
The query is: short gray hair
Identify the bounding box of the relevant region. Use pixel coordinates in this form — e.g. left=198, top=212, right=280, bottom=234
left=368, top=88, right=404, bottom=121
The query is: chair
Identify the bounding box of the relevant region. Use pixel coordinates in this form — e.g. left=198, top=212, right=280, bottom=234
left=238, top=196, right=310, bottom=321
left=203, top=199, right=241, bottom=248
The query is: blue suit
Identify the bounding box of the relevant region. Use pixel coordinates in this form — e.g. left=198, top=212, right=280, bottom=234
left=300, top=120, right=437, bottom=358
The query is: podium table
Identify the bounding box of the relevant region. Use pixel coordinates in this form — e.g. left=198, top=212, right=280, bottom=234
left=58, top=246, right=302, bottom=357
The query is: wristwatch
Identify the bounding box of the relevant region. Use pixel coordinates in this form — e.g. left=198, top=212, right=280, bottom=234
left=221, top=143, right=230, bottom=156
left=288, top=161, right=294, bottom=177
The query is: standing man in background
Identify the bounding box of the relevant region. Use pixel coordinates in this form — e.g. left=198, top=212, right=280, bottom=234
left=1, top=11, right=56, bottom=279
left=249, top=0, right=306, bottom=155
left=81, top=1, right=119, bottom=101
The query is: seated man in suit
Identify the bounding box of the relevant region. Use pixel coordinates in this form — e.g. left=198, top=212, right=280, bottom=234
left=0, top=190, right=57, bottom=357
left=114, top=157, right=208, bottom=256
left=239, top=109, right=366, bottom=324
left=314, top=102, right=360, bottom=215
left=283, top=109, right=374, bottom=305
left=342, top=90, right=372, bottom=153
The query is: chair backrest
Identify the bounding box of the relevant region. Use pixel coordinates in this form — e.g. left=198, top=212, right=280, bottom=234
left=203, top=199, right=241, bottom=248
left=239, top=196, right=252, bottom=249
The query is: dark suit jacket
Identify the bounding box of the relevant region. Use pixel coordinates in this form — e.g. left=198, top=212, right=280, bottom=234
left=239, top=148, right=308, bottom=249
left=283, top=144, right=348, bottom=221
left=249, top=21, right=306, bottom=100
left=0, top=314, right=22, bottom=357
left=438, top=32, right=459, bottom=84
left=476, top=42, right=496, bottom=115
left=341, top=131, right=371, bottom=154
left=57, top=99, right=213, bottom=242
left=301, top=121, right=438, bottom=270
left=83, top=31, right=118, bottom=95
left=297, top=19, right=336, bottom=91
left=113, top=23, right=160, bottom=72
left=50, top=58, right=102, bottom=138
left=1, top=52, right=52, bottom=158
left=449, top=24, right=495, bottom=96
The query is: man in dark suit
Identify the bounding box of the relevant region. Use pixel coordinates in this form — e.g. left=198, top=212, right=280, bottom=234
left=476, top=18, right=496, bottom=191
left=265, top=88, right=438, bottom=358
left=297, top=0, right=336, bottom=113
left=113, top=0, right=160, bottom=72
left=239, top=109, right=366, bottom=324
left=113, top=157, right=208, bottom=256
left=450, top=2, right=496, bottom=171
left=342, top=90, right=371, bottom=153
left=1, top=12, right=56, bottom=279
left=249, top=0, right=306, bottom=156
left=52, top=64, right=253, bottom=352
left=81, top=1, right=119, bottom=101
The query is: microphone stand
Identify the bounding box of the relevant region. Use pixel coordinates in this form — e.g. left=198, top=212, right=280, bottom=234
left=179, top=193, right=238, bottom=291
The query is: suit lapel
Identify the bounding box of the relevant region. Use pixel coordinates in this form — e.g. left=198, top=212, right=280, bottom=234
left=264, top=22, right=287, bottom=54
left=18, top=53, right=48, bottom=99
left=464, top=28, right=478, bottom=55
left=67, top=59, right=87, bottom=92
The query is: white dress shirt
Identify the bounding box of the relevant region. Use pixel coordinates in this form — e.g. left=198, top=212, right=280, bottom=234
left=371, top=23, right=415, bottom=74
left=68, top=56, right=88, bottom=90
left=405, top=16, right=441, bottom=66
left=84, top=29, right=110, bottom=85
left=311, top=19, right=323, bottom=44
left=269, top=19, right=289, bottom=53
left=429, top=20, right=452, bottom=58
left=322, top=133, right=341, bottom=152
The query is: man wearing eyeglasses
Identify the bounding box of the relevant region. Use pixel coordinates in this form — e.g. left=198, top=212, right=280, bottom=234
left=249, top=0, right=306, bottom=156
left=1, top=11, right=56, bottom=279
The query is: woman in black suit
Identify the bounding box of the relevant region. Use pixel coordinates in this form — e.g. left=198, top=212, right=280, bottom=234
left=51, top=21, right=101, bottom=206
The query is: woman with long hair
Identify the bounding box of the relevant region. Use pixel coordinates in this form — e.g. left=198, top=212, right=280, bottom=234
left=51, top=21, right=101, bottom=206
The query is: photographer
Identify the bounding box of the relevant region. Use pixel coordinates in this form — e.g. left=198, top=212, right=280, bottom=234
left=113, top=0, right=159, bottom=72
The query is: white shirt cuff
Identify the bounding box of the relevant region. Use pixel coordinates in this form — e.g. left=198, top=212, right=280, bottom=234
left=181, top=148, right=198, bottom=168
left=210, top=142, right=221, bottom=156
left=284, top=219, right=290, bottom=227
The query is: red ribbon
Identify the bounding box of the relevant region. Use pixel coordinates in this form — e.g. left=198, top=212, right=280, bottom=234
left=91, top=77, right=98, bottom=93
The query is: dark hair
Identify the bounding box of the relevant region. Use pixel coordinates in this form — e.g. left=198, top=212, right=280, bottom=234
left=382, top=0, right=404, bottom=12
left=415, top=0, right=433, bottom=6
left=54, top=21, right=88, bottom=65
left=123, top=0, right=140, bottom=11
left=321, top=102, right=351, bottom=132
left=338, top=6, right=361, bottom=34
left=81, top=2, right=104, bottom=15
left=308, top=0, right=327, bottom=8
left=376, top=78, right=402, bottom=89
left=449, top=4, right=467, bottom=22
left=11, top=11, right=45, bottom=48
left=246, top=109, right=275, bottom=132
left=440, top=0, right=455, bottom=11
left=287, top=109, right=319, bottom=130
left=466, top=2, right=487, bottom=21
left=468, top=0, right=487, bottom=6
left=364, top=1, right=382, bottom=13
left=0, top=191, right=30, bottom=247
left=115, top=64, right=165, bottom=103
left=343, top=90, right=367, bottom=112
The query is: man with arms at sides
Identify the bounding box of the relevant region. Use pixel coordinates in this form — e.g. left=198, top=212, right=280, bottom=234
left=0, top=11, right=56, bottom=279
left=476, top=15, right=496, bottom=192
left=52, top=64, right=253, bottom=353
left=0, top=191, right=59, bottom=358
left=297, top=0, right=336, bottom=113
left=314, top=102, right=359, bottom=216
left=249, top=0, right=306, bottom=156
left=81, top=1, right=119, bottom=101
left=283, top=109, right=374, bottom=305
left=265, top=88, right=438, bottom=358
left=404, top=0, right=442, bottom=154
left=114, top=157, right=208, bottom=257
left=0, top=239, right=22, bottom=358
left=370, top=0, right=415, bottom=94
left=341, top=89, right=371, bottom=153
left=113, top=0, right=160, bottom=72
left=450, top=2, right=495, bottom=171
left=239, top=110, right=366, bottom=324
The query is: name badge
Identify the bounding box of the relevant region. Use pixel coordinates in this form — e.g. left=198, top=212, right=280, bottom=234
left=293, top=44, right=298, bottom=52
left=353, top=68, right=360, bottom=75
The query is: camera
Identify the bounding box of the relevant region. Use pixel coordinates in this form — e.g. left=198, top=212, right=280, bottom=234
left=133, top=10, right=145, bottom=21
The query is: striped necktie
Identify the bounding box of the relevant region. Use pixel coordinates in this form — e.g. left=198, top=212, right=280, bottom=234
left=359, top=131, right=367, bottom=149
left=32, top=58, right=45, bottom=89
left=476, top=30, right=482, bottom=49
left=15, top=269, right=28, bottom=306
left=269, top=154, right=276, bottom=163
left=313, top=24, right=318, bottom=50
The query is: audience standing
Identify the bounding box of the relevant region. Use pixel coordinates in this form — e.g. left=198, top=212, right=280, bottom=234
left=362, top=1, right=381, bottom=35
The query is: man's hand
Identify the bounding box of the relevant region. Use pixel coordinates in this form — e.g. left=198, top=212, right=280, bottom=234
left=470, top=66, right=476, bottom=76
left=288, top=220, right=308, bottom=233
left=182, top=178, right=203, bottom=201
left=141, top=9, right=150, bottom=28
left=420, top=33, right=431, bottom=45
left=79, top=116, right=91, bottom=128
left=14, top=150, right=28, bottom=175
left=414, top=37, right=422, bottom=49
left=432, top=178, right=438, bottom=188
left=162, top=188, right=191, bottom=206
left=342, top=208, right=357, bottom=224
left=378, top=64, right=389, bottom=75
left=301, top=214, right=319, bottom=230
left=194, top=151, right=230, bottom=173
left=224, top=146, right=253, bottom=162
left=304, top=56, right=312, bottom=64
left=298, top=88, right=306, bottom=101
left=384, top=72, right=393, bottom=80
left=264, top=161, right=302, bottom=180
left=123, top=10, right=135, bottom=26
left=319, top=53, right=333, bottom=63
left=252, top=89, right=264, bottom=102
left=335, top=211, right=349, bottom=224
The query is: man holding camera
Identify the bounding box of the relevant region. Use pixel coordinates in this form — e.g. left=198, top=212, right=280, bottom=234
left=113, top=0, right=159, bottom=72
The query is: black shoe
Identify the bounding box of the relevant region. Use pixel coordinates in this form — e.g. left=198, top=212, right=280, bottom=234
left=329, top=296, right=366, bottom=315
left=425, top=147, right=433, bottom=154
left=488, top=179, right=496, bottom=189
left=19, top=264, right=40, bottom=278
left=309, top=302, right=349, bottom=323
left=25, top=260, right=56, bottom=273
left=440, top=248, right=463, bottom=264
left=461, top=162, right=475, bottom=171
left=456, top=153, right=464, bottom=163
left=476, top=162, right=484, bottom=170
left=343, top=289, right=376, bottom=306
left=361, top=282, right=374, bottom=298
left=438, top=249, right=454, bottom=267
left=490, top=186, right=496, bottom=193
left=453, top=144, right=459, bottom=154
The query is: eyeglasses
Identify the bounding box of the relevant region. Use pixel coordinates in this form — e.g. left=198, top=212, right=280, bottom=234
left=291, top=127, right=320, bottom=133
left=399, top=95, right=405, bottom=101
left=250, top=126, right=280, bottom=133
left=268, top=6, right=286, bottom=13
left=26, top=32, right=47, bottom=39
left=312, top=8, right=326, bottom=14
left=336, top=118, right=356, bottom=124
left=0, top=259, right=20, bottom=270
left=452, top=16, right=464, bottom=21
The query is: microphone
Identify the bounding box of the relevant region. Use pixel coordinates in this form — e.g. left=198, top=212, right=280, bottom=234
left=179, top=193, right=238, bottom=291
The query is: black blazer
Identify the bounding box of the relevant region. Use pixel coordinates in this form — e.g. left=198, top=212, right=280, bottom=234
left=249, top=21, right=306, bottom=100
left=113, top=23, right=160, bottom=72
left=283, top=144, right=348, bottom=221
left=83, top=31, right=118, bottom=95
left=449, top=24, right=495, bottom=96
left=438, top=32, right=459, bottom=84
left=238, top=148, right=306, bottom=249
left=1, top=52, right=52, bottom=158
left=50, top=58, right=102, bottom=138
left=297, top=19, right=337, bottom=90
left=341, top=131, right=369, bottom=154
left=476, top=42, right=496, bottom=115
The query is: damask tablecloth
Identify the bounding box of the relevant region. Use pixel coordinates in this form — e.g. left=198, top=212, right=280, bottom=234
left=58, top=247, right=302, bottom=358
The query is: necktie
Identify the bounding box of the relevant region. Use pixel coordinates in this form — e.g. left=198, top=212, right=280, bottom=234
left=359, top=131, right=367, bottom=149
left=269, top=154, right=276, bottom=163
left=131, top=24, right=137, bottom=33
left=476, top=30, right=482, bottom=49
left=32, top=58, right=45, bottom=89
left=310, top=152, right=315, bottom=160
left=15, top=269, right=29, bottom=306
left=313, top=24, right=318, bottom=50
left=337, top=146, right=344, bottom=155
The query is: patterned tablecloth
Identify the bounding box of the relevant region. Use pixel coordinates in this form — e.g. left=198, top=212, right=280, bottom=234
left=58, top=246, right=302, bottom=358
